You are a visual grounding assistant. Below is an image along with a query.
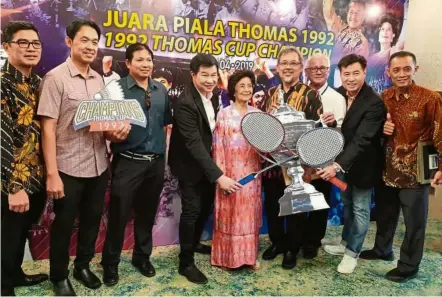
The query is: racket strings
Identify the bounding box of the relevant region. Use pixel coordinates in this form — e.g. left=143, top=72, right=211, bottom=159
left=241, top=113, right=285, bottom=153
left=296, top=129, right=344, bottom=167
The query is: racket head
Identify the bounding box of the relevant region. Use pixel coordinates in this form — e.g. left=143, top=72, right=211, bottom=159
left=240, top=112, right=285, bottom=153
left=296, top=128, right=344, bottom=167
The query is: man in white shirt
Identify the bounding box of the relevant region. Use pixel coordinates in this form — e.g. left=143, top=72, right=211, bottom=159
left=305, top=53, right=346, bottom=127
left=293, top=53, right=346, bottom=258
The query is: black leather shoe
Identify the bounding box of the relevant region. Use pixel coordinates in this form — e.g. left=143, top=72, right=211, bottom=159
left=103, top=265, right=119, bottom=286
left=1, top=286, right=16, bottom=296
left=178, top=265, right=208, bottom=284
left=303, top=246, right=319, bottom=259
left=385, top=268, right=418, bottom=283
left=132, top=260, right=156, bottom=277
left=282, top=251, right=297, bottom=269
left=73, top=267, right=102, bottom=289
left=14, top=273, right=49, bottom=287
left=194, top=243, right=211, bottom=254
left=360, top=249, right=394, bottom=261
left=262, top=245, right=285, bottom=261
left=52, top=279, right=76, bottom=296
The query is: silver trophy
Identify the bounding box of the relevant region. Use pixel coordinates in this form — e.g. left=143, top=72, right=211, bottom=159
left=271, top=89, right=327, bottom=216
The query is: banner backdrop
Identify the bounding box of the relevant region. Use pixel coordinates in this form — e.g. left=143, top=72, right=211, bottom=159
left=1, top=0, right=408, bottom=259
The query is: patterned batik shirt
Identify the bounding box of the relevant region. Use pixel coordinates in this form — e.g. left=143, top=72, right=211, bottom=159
left=1, top=60, right=44, bottom=196
left=382, top=83, right=442, bottom=188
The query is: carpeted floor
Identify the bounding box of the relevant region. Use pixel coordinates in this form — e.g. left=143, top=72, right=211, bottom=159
left=18, top=218, right=442, bottom=296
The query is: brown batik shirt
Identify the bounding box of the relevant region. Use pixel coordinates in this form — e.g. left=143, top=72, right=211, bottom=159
left=382, top=83, right=442, bottom=188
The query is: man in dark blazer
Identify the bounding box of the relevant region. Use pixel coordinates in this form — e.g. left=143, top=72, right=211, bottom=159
left=318, top=54, right=386, bottom=274
left=169, top=54, right=241, bottom=284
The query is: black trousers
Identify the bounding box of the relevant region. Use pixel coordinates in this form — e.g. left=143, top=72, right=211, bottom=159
left=263, top=177, right=332, bottom=253
left=49, top=171, right=108, bottom=281
left=373, top=184, right=429, bottom=273
left=178, top=177, right=215, bottom=267
left=1, top=191, right=46, bottom=288
left=101, top=155, right=165, bottom=265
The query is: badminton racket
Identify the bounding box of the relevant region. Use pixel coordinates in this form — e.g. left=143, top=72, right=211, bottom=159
left=240, top=112, right=296, bottom=157
left=296, top=128, right=347, bottom=191
left=237, top=155, right=296, bottom=186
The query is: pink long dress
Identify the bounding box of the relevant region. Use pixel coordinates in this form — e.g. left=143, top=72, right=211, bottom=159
left=211, top=105, right=262, bottom=268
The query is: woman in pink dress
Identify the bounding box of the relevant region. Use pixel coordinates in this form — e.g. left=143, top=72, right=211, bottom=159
left=211, top=70, right=262, bottom=270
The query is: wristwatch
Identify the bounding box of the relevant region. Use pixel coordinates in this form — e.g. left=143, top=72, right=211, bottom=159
left=333, top=162, right=344, bottom=173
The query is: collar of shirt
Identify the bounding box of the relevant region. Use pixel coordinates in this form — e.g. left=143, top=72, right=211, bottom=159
left=197, top=89, right=213, bottom=103
left=280, top=81, right=300, bottom=101
left=1, top=59, right=40, bottom=86
left=385, top=81, right=417, bottom=101
left=346, top=86, right=363, bottom=101
left=126, top=74, right=158, bottom=91
left=66, top=56, right=96, bottom=79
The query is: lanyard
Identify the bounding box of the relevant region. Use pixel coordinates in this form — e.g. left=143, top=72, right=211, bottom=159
left=320, top=85, right=329, bottom=96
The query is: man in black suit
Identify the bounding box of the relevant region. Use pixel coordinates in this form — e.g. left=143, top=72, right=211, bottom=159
left=169, top=54, right=241, bottom=284
left=318, top=54, right=386, bottom=274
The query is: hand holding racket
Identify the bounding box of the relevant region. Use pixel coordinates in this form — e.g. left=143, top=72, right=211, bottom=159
left=296, top=128, right=347, bottom=191
left=218, top=175, right=242, bottom=194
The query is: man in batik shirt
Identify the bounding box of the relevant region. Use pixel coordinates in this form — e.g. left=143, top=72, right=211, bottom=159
left=360, top=51, right=442, bottom=283
left=262, top=47, right=336, bottom=270
left=1, top=21, right=48, bottom=296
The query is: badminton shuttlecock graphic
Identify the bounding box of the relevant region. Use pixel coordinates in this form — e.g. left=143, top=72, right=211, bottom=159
left=93, top=79, right=125, bottom=101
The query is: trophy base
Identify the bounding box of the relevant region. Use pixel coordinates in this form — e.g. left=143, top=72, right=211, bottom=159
left=278, top=183, right=329, bottom=216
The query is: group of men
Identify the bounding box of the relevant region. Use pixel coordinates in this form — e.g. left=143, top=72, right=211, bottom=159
left=1, top=18, right=441, bottom=297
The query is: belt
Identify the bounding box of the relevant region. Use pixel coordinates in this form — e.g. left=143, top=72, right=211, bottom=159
left=119, top=151, right=160, bottom=161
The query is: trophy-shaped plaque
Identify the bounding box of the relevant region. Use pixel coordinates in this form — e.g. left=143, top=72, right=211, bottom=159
left=270, top=89, right=329, bottom=216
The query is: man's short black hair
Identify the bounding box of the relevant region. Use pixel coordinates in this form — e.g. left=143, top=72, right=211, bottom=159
left=227, top=70, right=255, bottom=101
left=66, top=20, right=101, bottom=40
left=1, top=21, right=40, bottom=43
left=152, top=68, right=173, bottom=83
left=389, top=51, right=417, bottom=66
left=338, top=54, right=367, bottom=71
left=125, top=43, right=154, bottom=61
left=189, top=53, right=219, bottom=74
left=349, top=0, right=366, bottom=10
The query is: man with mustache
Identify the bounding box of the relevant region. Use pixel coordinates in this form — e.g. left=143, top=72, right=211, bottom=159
left=319, top=54, right=386, bottom=274
left=262, top=47, right=336, bottom=269
left=101, top=43, right=172, bottom=286
left=38, top=20, right=130, bottom=296
left=1, top=21, right=48, bottom=297
left=169, top=54, right=241, bottom=284
left=360, top=51, right=442, bottom=282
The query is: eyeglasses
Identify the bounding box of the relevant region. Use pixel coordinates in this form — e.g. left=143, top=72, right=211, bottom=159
left=9, top=39, right=42, bottom=49
left=278, top=61, right=301, bottom=68
left=306, top=66, right=329, bottom=73
left=145, top=90, right=151, bottom=110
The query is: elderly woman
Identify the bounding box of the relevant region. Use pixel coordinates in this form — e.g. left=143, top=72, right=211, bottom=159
left=211, top=70, right=262, bottom=270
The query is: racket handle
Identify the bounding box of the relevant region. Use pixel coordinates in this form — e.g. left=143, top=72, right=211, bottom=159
left=329, top=177, right=348, bottom=191
left=238, top=174, right=256, bottom=186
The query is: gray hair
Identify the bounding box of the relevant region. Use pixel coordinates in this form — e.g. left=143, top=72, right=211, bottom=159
left=305, top=53, right=331, bottom=69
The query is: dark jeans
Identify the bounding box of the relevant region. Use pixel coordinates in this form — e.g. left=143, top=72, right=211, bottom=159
left=373, top=184, right=429, bottom=272
left=178, top=178, right=215, bottom=267
left=1, top=191, right=46, bottom=288
left=49, top=171, right=108, bottom=281
left=101, top=155, right=165, bottom=266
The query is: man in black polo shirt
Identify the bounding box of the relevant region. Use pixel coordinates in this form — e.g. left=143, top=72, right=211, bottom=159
left=100, top=43, right=172, bottom=286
